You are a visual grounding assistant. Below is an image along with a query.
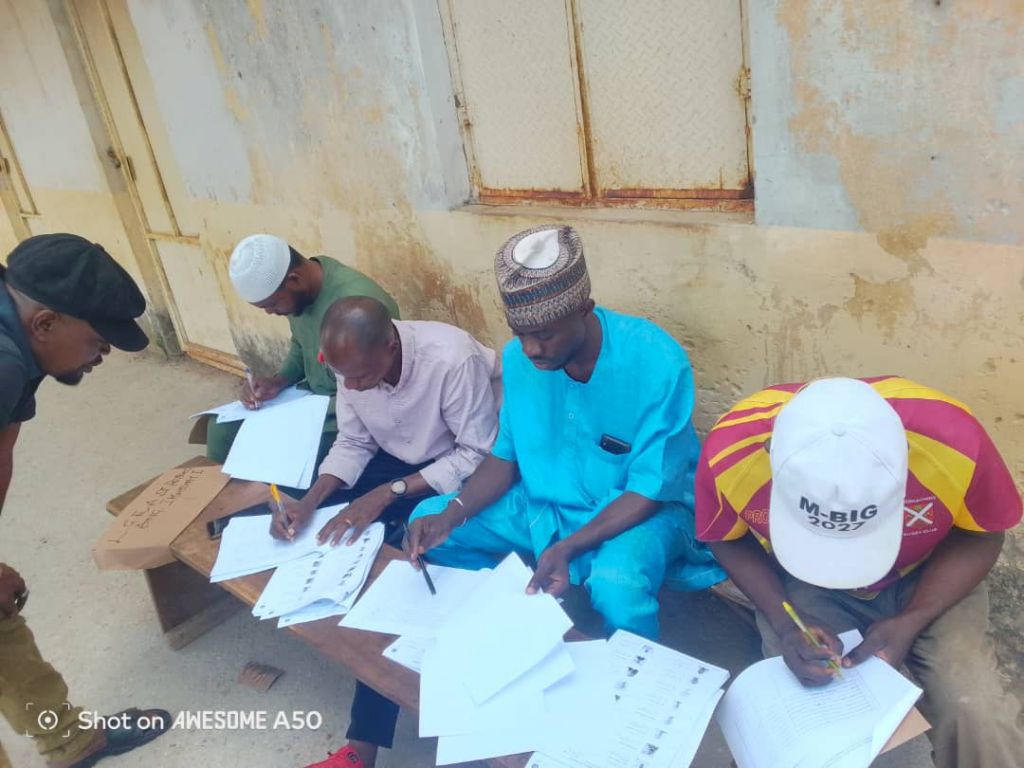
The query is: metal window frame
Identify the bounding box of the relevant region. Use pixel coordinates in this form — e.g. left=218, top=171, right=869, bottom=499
left=437, top=0, right=754, bottom=213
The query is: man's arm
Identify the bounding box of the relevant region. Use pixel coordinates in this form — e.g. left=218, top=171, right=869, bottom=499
left=845, top=528, right=1004, bottom=668
left=0, top=423, right=20, bottom=515
left=526, top=492, right=661, bottom=596
left=711, top=535, right=843, bottom=686
left=405, top=453, right=519, bottom=561
left=315, top=469, right=438, bottom=547
left=272, top=390, right=378, bottom=540
left=276, top=337, right=305, bottom=387
left=418, top=355, right=499, bottom=494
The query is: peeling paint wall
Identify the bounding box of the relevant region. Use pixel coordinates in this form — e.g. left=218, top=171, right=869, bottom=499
left=751, top=0, right=1024, bottom=246
left=120, top=0, right=471, bottom=363
left=0, top=0, right=1021, bottom=684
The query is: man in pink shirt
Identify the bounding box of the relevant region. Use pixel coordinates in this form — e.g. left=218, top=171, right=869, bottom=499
left=281, top=296, right=499, bottom=768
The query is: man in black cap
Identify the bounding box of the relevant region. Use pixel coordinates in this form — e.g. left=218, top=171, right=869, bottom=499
left=0, top=234, right=169, bottom=767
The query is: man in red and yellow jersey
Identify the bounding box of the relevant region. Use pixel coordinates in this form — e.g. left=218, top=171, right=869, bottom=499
left=697, top=376, right=1023, bottom=768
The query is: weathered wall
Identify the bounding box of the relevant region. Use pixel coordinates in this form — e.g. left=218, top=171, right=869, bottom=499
left=0, top=0, right=1021, bottom=681
left=121, top=0, right=469, bottom=365
left=0, top=0, right=143, bottom=282
left=751, top=0, right=1024, bottom=245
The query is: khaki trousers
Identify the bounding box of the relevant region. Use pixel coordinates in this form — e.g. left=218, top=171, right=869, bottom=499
left=757, top=574, right=1023, bottom=768
left=0, top=615, right=95, bottom=766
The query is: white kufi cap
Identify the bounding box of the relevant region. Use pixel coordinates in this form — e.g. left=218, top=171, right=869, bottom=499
left=229, top=234, right=291, bottom=303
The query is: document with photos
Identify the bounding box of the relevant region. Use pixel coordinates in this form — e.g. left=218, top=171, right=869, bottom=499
left=252, top=523, right=384, bottom=622
left=532, top=630, right=729, bottom=768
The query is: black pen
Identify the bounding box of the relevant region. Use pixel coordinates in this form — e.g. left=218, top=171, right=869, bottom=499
left=403, top=522, right=436, bottom=595
left=418, top=554, right=437, bottom=595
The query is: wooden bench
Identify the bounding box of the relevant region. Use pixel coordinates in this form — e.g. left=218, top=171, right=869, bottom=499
left=107, top=456, right=529, bottom=768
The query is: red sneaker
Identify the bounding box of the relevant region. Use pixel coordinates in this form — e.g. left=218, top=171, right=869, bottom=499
left=303, top=746, right=364, bottom=768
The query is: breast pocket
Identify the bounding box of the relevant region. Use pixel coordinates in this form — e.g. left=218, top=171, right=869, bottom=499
left=579, top=442, right=630, bottom=506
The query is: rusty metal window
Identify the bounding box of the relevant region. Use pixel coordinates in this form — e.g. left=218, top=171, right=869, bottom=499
left=441, top=0, right=753, bottom=212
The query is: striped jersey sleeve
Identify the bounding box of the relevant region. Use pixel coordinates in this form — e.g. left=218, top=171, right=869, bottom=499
left=880, top=377, right=1022, bottom=533
left=695, top=384, right=800, bottom=542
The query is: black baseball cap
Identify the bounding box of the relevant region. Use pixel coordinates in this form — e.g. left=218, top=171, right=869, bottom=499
left=3, top=234, right=149, bottom=352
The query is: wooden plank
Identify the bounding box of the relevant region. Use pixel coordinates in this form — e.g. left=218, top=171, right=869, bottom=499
left=142, top=559, right=243, bottom=651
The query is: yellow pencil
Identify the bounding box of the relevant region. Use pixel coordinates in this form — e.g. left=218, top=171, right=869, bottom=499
left=269, top=483, right=292, bottom=536
left=783, top=600, right=843, bottom=678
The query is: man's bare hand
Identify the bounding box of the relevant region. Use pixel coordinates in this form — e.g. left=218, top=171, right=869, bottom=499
left=780, top=616, right=843, bottom=687
left=270, top=496, right=313, bottom=541
left=527, top=542, right=572, bottom=597
left=242, top=375, right=287, bottom=410
left=405, top=511, right=457, bottom=567
left=0, top=564, right=27, bottom=618
left=317, top=487, right=391, bottom=547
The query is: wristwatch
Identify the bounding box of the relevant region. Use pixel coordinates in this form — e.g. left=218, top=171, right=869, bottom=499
left=389, top=479, right=408, bottom=497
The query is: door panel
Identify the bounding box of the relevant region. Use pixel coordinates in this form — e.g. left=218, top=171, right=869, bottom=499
left=156, top=241, right=236, bottom=355
left=73, top=0, right=176, bottom=235
left=69, top=0, right=236, bottom=359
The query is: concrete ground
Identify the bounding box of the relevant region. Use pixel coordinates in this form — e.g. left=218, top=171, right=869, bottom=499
left=2, top=350, right=934, bottom=767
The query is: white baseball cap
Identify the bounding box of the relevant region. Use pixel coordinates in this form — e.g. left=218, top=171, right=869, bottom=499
left=769, top=378, right=908, bottom=590
left=228, top=234, right=291, bottom=303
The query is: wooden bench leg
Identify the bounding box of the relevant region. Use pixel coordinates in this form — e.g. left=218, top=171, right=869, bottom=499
left=144, top=561, right=242, bottom=650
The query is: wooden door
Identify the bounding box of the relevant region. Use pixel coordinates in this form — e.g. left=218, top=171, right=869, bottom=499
left=68, top=0, right=239, bottom=367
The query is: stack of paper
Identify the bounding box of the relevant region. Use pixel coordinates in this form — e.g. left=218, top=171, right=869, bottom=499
left=253, top=522, right=385, bottom=628
left=221, top=394, right=330, bottom=488
left=341, top=551, right=733, bottom=767
left=342, top=559, right=494, bottom=677
left=341, top=559, right=492, bottom=637
left=209, top=505, right=348, bottom=582
left=415, top=555, right=576, bottom=765
left=191, top=385, right=310, bottom=424
left=528, top=631, right=730, bottom=768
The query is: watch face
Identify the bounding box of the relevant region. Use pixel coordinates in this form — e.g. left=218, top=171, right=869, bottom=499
left=390, top=479, right=407, bottom=496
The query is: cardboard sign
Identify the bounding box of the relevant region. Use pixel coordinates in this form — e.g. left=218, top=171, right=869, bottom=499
left=93, top=465, right=230, bottom=570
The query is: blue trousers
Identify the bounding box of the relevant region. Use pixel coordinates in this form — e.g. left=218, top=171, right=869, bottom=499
left=409, top=484, right=706, bottom=640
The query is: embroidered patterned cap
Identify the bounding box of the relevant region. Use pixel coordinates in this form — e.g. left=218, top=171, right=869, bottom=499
left=494, top=226, right=591, bottom=328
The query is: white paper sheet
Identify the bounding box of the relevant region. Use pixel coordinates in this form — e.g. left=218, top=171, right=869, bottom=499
left=191, top=385, right=310, bottom=423
left=436, top=723, right=543, bottom=766
left=419, top=640, right=574, bottom=738
left=221, top=394, right=329, bottom=488
left=382, top=635, right=435, bottom=673
left=252, top=523, right=384, bottom=620
left=340, top=560, right=491, bottom=637
left=717, top=630, right=922, bottom=768
left=434, top=554, right=574, bottom=704
left=276, top=598, right=349, bottom=628
left=525, top=755, right=574, bottom=768
left=209, top=504, right=346, bottom=582
left=471, top=643, right=606, bottom=768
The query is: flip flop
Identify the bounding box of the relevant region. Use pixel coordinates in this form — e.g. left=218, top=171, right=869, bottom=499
left=303, top=745, right=365, bottom=767
left=67, top=708, right=171, bottom=768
